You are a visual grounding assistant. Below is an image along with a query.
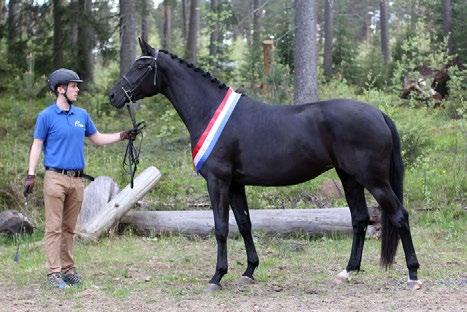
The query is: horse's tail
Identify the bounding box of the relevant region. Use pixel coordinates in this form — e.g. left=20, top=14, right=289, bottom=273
left=380, top=113, right=403, bottom=268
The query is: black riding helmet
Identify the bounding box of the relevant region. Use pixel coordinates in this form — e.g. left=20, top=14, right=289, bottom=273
left=47, top=68, right=83, bottom=93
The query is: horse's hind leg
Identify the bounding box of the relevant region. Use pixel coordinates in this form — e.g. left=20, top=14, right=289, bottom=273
left=366, top=183, right=421, bottom=289
left=229, top=182, right=259, bottom=284
left=335, top=169, right=369, bottom=282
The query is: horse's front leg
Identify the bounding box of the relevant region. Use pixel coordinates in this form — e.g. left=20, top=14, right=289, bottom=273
left=206, top=175, right=231, bottom=292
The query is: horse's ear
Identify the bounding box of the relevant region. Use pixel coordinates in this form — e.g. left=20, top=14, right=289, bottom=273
left=139, top=37, right=155, bottom=56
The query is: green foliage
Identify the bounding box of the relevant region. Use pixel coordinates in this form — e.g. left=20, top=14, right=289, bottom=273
left=273, top=1, right=294, bottom=71
left=13, top=54, right=46, bottom=102
left=443, top=66, right=466, bottom=119
left=391, top=24, right=451, bottom=91
left=198, top=2, right=235, bottom=81
left=332, top=32, right=357, bottom=82
left=157, top=109, right=178, bottom=138
left=399, top=124, right=432, bottom=170
left=263, top=63, right=293, bottom=104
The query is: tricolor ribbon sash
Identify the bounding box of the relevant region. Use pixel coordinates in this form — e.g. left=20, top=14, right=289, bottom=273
left=192, top=87, right=241, bottom=172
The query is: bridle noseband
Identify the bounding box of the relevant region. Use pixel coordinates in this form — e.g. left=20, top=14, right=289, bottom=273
left=122, top=50, right=159, bottom=103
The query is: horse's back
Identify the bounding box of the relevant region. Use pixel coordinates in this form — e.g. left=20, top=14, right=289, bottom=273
left=218, top=98, right=392, bottom=186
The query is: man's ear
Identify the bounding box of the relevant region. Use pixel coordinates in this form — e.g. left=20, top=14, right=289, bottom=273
left=56, top=85, right=65, bottom=95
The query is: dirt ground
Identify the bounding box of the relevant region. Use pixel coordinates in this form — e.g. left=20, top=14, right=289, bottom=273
left=1, top=275, right=465, bottom=312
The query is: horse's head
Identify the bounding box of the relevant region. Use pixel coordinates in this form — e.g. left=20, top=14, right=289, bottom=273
left=109, top=38, right=160, bottom=108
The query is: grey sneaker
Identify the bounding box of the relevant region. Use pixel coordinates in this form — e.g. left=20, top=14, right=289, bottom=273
left=47, top=273, right=68, bottom=289
left=62, top=270, right=81, bottom=286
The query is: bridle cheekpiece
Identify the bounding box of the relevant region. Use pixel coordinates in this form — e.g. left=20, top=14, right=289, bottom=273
left=122, top=50, right=159, bottom=103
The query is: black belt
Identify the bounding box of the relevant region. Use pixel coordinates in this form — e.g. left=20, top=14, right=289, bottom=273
left=45, top=167, right=95, bottom=181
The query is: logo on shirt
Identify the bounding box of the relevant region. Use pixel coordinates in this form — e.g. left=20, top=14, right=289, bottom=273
left=74, top=120, right=85, bottom=128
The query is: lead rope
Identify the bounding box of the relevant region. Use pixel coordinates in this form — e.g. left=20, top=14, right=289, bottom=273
left=13, top=195, right=27, bottom=263
left=122, top=88, right=146, bottom=188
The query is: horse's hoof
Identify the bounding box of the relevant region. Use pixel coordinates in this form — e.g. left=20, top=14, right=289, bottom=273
left=237, top=276, right=255, bottom=285
left=205, top=283, right=222, bottom=292
left=407, top=279, right=423, bottom=290
left=335, top=269, right=351, bottom=284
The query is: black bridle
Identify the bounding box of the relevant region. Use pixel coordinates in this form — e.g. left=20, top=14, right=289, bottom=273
left=121, top=52, right=159, bottom=188
left=121, top=52, right=159, bottom=103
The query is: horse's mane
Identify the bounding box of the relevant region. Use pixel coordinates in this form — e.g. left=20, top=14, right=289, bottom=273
left=159, top=50, right=228, bottom=90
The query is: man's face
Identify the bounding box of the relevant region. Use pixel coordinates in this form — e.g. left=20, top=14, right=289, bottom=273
left=57, top=82, right=80, bottom=101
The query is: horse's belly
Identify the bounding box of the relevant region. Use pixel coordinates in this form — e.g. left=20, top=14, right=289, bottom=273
left=234, top=158, right=333, bottom=186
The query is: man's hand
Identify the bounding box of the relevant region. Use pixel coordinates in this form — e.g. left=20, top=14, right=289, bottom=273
left=23, top=175, right=35, bottom=197
left=120, top=128, right=140, bottom=141
left=120, top=121, right=145, bottom=141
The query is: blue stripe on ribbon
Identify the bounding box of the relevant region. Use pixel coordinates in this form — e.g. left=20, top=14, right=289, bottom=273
left=195, top=93, right=240, bottom=172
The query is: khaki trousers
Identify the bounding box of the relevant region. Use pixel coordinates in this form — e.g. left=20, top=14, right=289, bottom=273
left=43, top=171, right=84, bottom=275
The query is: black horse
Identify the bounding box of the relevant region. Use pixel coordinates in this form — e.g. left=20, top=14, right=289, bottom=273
left=109, top=38, right=421, bottom=290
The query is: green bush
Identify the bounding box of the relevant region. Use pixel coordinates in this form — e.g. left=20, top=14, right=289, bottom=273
left=399, top=124, right=432, bottom=170
left=443, top=66, right=466, bottom=119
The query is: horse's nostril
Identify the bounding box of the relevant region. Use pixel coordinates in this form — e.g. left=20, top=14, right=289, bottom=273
left=109, top=93, right=114, bottom=100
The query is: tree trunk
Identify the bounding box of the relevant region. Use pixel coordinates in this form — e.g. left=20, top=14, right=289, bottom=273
left=323, top=0, right=334, bottom=78
left=69, top=0, right=79, bottom=48
left=379, top=0, right=390, bottom=64
left=252, top=0, right=261, bottom=47
left=185, top=0, right=200, bottom=64
left=121, top=207, right=382, bottom=237
left=52, top=0, right=64, bottom=68
left=6, top=0, right=19, bottom=64
left=181, top=0, right=187, bottom=41
left=162, top=0, right=171, bottom=50
left=79, top=166, right=162, bottom=240
left=119, top=0, right=136, bottom=75
left=442, top=0, right=453, bottom=54
left=0, top=0, right=5, bottom=39
left=77, top=0, right=93, bottom=88
left=293, top=0, right=318, bottom=104
left=141, top=0, right=148, bottom=43
left=209, top=0, right=219, bottom=58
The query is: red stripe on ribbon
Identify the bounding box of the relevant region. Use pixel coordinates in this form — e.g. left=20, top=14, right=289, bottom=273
left=192, top=87, right=233, bottom=158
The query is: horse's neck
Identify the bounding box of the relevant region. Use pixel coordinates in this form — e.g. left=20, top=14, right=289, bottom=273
left=158, top=55, right=226, bottom=140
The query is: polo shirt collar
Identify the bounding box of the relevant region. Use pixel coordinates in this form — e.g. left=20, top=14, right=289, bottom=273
left=54, top=102, right=75, bottom=115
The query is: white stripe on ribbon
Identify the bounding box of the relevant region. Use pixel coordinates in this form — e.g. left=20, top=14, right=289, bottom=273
left=192, top=88, right=241, bottom=172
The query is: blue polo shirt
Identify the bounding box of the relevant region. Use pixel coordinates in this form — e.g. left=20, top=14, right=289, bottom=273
left=34, top=103, right=97, bottom=170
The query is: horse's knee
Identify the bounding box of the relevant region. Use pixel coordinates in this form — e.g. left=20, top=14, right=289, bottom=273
left=214, top=225, right=229, bottom=242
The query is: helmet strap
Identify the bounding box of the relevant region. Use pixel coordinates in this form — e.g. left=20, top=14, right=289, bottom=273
left=62, top=85, right=74, bottom=106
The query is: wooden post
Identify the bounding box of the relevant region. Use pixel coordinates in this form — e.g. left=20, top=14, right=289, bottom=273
left=262, top=39, right=274, bottom=77
left=79, top=166, right=162, bottom=240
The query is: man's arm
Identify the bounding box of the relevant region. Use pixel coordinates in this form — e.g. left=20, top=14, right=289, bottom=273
left=27, top=139, right=43, bottom=175
left=88, top=131, right=122, bottom=146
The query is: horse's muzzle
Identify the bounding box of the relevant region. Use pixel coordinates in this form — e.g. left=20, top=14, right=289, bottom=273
left=108, top=89, right=126, bottom=108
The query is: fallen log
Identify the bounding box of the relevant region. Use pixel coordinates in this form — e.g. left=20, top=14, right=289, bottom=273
left=121, top=207, right=381, bottom=237
left=78, top=176, right=120, bottom=230
left=79, top=166, right=161, bottom=240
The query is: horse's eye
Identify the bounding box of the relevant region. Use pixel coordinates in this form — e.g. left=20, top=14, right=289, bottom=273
left=137, top=64, right=145, bottom=70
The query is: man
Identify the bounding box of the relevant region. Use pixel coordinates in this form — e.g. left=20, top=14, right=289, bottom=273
left=23, top=68, right=137, bottom=289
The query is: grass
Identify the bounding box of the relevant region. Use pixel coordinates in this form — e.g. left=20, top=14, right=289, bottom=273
left=0, top=224, right=465, bottom=301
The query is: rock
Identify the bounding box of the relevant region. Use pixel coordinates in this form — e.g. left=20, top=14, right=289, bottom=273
left=0, top=210, right=34, bottom=235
